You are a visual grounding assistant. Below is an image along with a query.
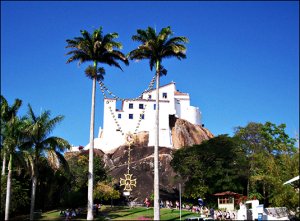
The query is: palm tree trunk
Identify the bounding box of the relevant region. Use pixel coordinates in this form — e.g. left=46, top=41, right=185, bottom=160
left=30, top=173, right=37, bottom=220
left=4, top=154, right=12, bottom=220
left=154, top=61, right=160, bottom=220
left=87, top=62, right=96, bottom=220
left=2, top=152, right=6, bottom=175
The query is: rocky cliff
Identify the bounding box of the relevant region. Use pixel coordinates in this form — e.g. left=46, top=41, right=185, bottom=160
left=66, top=117, right=213, bottom=203
left=170, top=116, right=214, bottom=149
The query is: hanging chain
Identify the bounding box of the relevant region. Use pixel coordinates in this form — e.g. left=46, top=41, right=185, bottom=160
left=98, top=74, right=156, bottom=101
left=98, top=74, right=156, bottom=136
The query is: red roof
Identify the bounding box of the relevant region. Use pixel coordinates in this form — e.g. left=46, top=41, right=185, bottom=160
left=174, top=91, right=188, bottom=95
left=213, top=191, right=240, bottom=196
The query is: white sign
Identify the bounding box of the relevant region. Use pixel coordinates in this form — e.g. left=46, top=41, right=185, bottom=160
left=123, top=191, right=130, bottom=196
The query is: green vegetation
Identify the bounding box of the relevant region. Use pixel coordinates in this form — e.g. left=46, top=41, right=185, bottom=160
left=171, top=122, right=299, bottom=211
left=171, top=135, right=247, bottom=201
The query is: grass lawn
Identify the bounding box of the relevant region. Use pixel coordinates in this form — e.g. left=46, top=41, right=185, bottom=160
left=13, top=206, right=201, bottom=220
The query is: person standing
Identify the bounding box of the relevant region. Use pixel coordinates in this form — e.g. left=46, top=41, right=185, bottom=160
left=144, top=197, right=150, bottom=209
left=210, top=207, right=214, bottom=218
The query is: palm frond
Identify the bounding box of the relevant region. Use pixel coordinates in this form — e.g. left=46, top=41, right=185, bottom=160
left=132, top=29, right=148, bottom=43
left=158, top=26, right=172, bottom=42
left=85, top=65, right=106, bottom=81
left=66, top=51, right=90, bottom=65
left=1, top=96, right=22, bottom=122
left=147, top=27, right=157, bottom=40
left=26, top=104, right=37, bottom=123
left=22, top=150, right=35, bottom=177
left=165, top=36, right=189, bottom=45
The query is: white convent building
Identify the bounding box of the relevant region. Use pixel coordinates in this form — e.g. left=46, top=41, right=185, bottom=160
left=76, top=82, right=202, bottom=153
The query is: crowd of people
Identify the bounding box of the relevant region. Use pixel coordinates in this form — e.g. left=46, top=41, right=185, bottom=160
left=59, top=208, right=80, bottom=220
left=143, top=198, right=236, bottom=220
left=59, top=204, right=101, bottom=220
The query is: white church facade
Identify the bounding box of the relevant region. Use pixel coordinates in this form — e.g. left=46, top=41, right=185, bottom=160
left=74, top=82, right=202, bottom=153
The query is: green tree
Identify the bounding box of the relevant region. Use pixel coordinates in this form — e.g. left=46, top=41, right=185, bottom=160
left=62, top=153, right=108, bottom=208
left=234, top=121, right=298, bottom=208
left=128, top=26, right=188, bottom=219
left=21, top=104, right=70, bottom=220
left=171, top=135, right=247, bottom=204
left=66, top=27, right=128, bottom=220
left=1, top=176, right=30, bottom=217
left=94, top=181, right=120, bottom=201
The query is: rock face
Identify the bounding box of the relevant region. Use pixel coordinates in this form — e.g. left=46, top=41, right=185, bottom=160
left=107, top=118, right=213, bottom=202
left=66, top=118, right=213, bottom=203
left=170, top=117, right=214, bottom=149
left=108, top=145, right=179, bottom=203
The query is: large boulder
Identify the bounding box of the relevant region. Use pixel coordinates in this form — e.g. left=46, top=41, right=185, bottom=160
left=170, top=116, right=214, bottom=149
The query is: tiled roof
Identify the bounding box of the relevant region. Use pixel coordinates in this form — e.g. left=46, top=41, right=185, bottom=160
left=213, top=191, right=240, bottom=196
left=174, top=91, right=188, bottom=95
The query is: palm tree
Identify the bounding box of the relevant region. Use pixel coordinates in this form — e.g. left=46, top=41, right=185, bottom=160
left=128, top=26, right=188, bottom=220
left=21, top=104, right=70, bottom=220
left=1, top=95, right=22, bottom=176
left=65, top=26, right=128, bottom=220
left=3, top=116, right=26, bottom=220
left=1, top=95, right=23, bottom=220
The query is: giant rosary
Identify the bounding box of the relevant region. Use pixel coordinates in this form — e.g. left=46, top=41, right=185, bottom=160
left=98, top=74, right=156, bottom=192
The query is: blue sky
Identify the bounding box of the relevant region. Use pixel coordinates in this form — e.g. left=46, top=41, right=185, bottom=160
left=1, top=1, right=299, bottom=147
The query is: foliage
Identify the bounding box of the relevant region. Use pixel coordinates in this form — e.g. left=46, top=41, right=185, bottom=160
left=94, top=181, right=120, bottom=201
left=19, top=104, right=70, bottom=219
left=67, top=154, right=107, bottom=191
left=1, top=175, right=30, bottom=216
left=21, top=104, right=71, bottom=176
left=66, top=26, right=129, bottom=74
left=128, top=26, right=188, bottom=73
left=60, top=153, right=110, bottom=207
left=171, top=135, right=248, bottom=202
left=234, top=121, right=299, bottom=209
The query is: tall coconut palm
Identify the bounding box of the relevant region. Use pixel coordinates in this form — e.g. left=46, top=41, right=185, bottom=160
left=66, top=27, right=128, bottom=220
left=1, top=95, right=23, bottom=220
left=128, top=26, right=188, bottom=220
left=21, top=104, right=70, bottom=220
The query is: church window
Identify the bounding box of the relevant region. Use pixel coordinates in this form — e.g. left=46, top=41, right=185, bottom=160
left=129, top=114, right=133, bottom=119
left=129, top=103, right=133, bottom=109
left=139, top=104, right=144, bottom=109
